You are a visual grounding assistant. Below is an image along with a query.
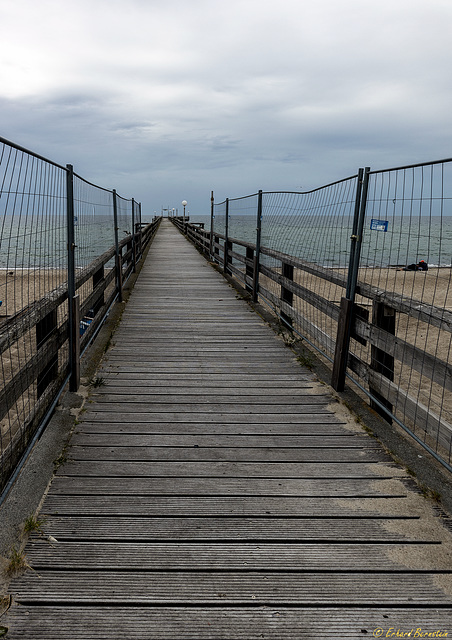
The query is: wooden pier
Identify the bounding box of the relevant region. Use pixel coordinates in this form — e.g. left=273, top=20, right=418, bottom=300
left=5, top=220, right=452, bottom=638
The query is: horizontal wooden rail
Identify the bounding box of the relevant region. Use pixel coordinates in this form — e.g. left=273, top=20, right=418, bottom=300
left=174, top=217, right=452, bottom=470
left=0, top=218, right=161, bottom=494
left=259, top=263, right=341, bottom=322
left=0, top=326, right=67, bottom=423
left=349, top=354, right=452, bottom=452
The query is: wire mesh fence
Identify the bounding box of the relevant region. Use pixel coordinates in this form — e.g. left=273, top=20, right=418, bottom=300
left=349, top=161, right=452, bottom=467
left=0, top=136, right=156, bottom=497
left=180, top=158, right=452, bottom=472
left=260, top=179, right=360, bottom=359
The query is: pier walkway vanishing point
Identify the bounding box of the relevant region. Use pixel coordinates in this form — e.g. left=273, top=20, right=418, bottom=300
left=5, top=219, right=452, bottom=638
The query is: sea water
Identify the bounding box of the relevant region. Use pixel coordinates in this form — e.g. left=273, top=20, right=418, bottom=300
left=0, top=213, right=132, bottom=270
left=1, top=211, right=452, bottom=271
left=192, top=213, right=452, bottom=269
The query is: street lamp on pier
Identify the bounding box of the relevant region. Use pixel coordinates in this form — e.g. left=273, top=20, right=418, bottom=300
left=182, top=200, right=187, bottom=226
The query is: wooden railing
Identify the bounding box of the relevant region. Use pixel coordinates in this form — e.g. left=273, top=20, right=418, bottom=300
left=0, top=218, right=161, bottom=495
left=172, top=216, right=452, bottom=472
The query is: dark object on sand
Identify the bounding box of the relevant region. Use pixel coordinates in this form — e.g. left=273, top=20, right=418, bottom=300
left=399, top=260, right=428, bottom=271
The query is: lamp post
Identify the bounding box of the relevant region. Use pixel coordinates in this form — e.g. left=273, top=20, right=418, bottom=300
left=182, top=200, right=187, bottom=224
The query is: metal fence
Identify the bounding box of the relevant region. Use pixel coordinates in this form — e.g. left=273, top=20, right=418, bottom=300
left=0, top=136, right=159, bottom=497
left=174, top=158, right=452, bottom=472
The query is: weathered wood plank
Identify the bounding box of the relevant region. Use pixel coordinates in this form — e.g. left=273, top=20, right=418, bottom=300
left=6, top=607, right=452, bottom=640
left=25, top=541, right=436, bottom=570
left=60, top=461, right=387, bottom=478
left=83, top=411, right=340, bottom=422
left=98, top=372, right=315, bottom=382
left=9, top=571, right=450, bottom=605
left=100, top=364, right=311, bottom=374
left=87, top=394, right=331, bottom=405
left=69, top=433, right=370, bottom=447
left=41, top=494, right=406, bottom=516
left=68, top=446, right=387, bottom=462
left=39, top=516, right=419, bottom=541
left=93, top=387, right=324, bottom=398
left=99, top=379, right=316, bottom=388
left=74, top=419, right=348, bottom=433
left=49, top=476, right=397, bottom=497
left=106, top=347, right=296, bottom=360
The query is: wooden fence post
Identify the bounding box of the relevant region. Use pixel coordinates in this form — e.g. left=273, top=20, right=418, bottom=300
left=117, top=251, right=124, bottom=303
left=331, top=297, right=354, bottom=391
left=36, top=309, right=58, bottom=398
left=70, top=295, right=80, bottom=392
left=246, top=247, right=254, bottom=293
left=225, top=240, right=232, bottom=275
left=280, top=262, right=294, bottom=330
left=370, top=301, right=395, bottom=422
left=92, top=266, right=105, bottom=316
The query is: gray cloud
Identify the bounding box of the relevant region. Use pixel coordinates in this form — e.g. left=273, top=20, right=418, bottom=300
left=1, top=0, right=451, bottom=214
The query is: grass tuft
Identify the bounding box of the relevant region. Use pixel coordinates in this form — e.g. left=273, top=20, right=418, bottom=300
left=88, top=376, right=106, bottom=388
left=23, top=514, right=47, bottom=535
left=5, top=547, right=30, bottom=577
left=296, top=353, right=314, bottom=370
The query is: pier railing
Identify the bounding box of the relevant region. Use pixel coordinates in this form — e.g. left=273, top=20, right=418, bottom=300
left=172, top=158, right=452, bottom=473
left=0, top=136, right=161, bottom=497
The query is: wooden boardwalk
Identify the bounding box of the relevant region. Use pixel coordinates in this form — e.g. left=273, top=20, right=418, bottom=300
left=5, top=220, right=452, bottom=638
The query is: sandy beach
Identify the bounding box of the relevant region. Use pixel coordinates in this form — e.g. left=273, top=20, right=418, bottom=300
left=0, top=269, right=68, bottom=321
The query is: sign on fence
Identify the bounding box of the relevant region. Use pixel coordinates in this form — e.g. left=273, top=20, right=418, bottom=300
left=370, top=219, right=389, bottom=232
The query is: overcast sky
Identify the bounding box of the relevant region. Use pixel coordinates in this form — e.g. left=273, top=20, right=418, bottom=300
left=1, top=0, right=451, bottom=217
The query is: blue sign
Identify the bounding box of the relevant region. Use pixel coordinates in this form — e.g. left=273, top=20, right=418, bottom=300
left=370, top=219, right=388, bottom=232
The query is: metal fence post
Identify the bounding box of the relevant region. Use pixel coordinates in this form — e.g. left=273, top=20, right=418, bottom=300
left=113, top=189, right=123, bottom=303
left=331, top=167, right=370, bottom=391
left=345, top=168, right=364, bottom=299
left=252, top=190, right=263, bottom=303
left=138, top=202, right=142, bottom=260
left=347, top=167, right=370, bottom=303
left=210, top=191, right=214, bottom=260
left=224, top=198, right=230, bottom=274
left=66, top=164, right=80, bottom=392
left=132, top=198, right=136, bottom=273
